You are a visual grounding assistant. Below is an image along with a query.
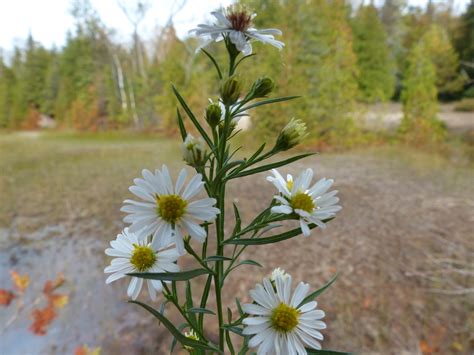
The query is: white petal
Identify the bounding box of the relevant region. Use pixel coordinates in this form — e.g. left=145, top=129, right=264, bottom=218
left=290, top=282, right=310, bottom=308
left=299, top=219, right=311, bottom=236
left=175, top=168, right=187, bottom=194
left=242, top=303, right=271, bottom=316
left=271, top=205, right=293, bottom=214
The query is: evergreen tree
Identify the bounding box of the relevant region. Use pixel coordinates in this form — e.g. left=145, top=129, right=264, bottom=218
left=0, top=55, right=16, bottom=127
left=456, top=0, right=474, bottom=62
left=420, top=24, right=463, bottom=97
left=352, top=4, right=395, bottom=102
left=400, top=42, right=445, bottom=143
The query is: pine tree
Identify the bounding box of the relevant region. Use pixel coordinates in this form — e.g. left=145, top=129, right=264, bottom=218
left=400, top=42, right=445, bottom=143
left=456, top=0, right=474, bottom=62
left=420, top=24, right=463, bottom=97
left=0, top=55, right=16, bottom=127
left=352, top=4, right=395, bottom=102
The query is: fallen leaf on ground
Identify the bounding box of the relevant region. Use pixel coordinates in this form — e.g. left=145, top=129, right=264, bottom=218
left=74, top=345, right=101, bottom=355
left=29, top=306, right=57, bottom=335
left=0, top=289, right=16, bottom=306
left=10, top=271, right=30, bottom=292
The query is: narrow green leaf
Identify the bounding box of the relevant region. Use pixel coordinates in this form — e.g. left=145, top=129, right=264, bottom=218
left=128, top=268, right=209, bottom=281
left=172, top=84, right=213, bottom=148
left=247, top=143, right=266, bottom=163
left=171, top=323, right=189, bottom=353
left=201, top=48, right=222, bottom=79
left=237, top=95, right=300, bottom=113
left=204, top=255, right=233, bottom=262
left=187, top=307, right=216, bottom=315
left=185, top=281, right=197, bottom=327
left=130, top=300, right=220, bottom=352
left=234, top=53, right=256, bottom=71
left=225, top=329, right=236, bottom=354
left=176, top=108, right=187, bottom=141
left=223, top=325, right=244, bottom=336
left=230, top=153, right=315, bottom=179
left=238, top=260, right=262, bottom=267
left=298, top=273, right=339, bottom=308
left=225, top=223, right=318, bottom=245
left=306, top=349, right=352, bottom=354
left=235, top=298, right=244, bottom=316
left=232, top=203, right=242, bottom=235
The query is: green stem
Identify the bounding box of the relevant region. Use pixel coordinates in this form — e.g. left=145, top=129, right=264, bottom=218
left=214, top=181, right=226, bottom=352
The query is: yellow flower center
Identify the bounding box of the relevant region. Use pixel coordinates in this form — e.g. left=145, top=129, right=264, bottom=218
left=290, top=192, right=315, bottom=213
left=156, top=194, right=187, bottom=224
left=271, top=303, right=300, bottom=333
left=130, top=244, right=156, bottom=272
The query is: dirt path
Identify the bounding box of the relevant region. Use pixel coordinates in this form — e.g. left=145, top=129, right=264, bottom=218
left=0, top=136, right=473, bottom=354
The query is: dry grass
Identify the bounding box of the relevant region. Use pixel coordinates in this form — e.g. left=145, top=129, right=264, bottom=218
left=0, top=132, right=473, bottom=354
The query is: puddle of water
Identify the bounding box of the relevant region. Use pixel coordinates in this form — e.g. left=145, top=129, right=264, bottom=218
left=0, top=221, right=162, bottom=354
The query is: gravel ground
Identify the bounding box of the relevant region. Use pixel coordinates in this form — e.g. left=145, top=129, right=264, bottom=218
left=0, top=134, right=473, bottom=354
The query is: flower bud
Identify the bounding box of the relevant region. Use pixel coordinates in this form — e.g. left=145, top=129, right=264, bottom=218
left=275, top=118, right=308, bottom=151
left=251, top=76, right=274, bottom=98
left=205, top=102, right=222, bottom=128
left=220, top=76, right=241, bottom=106
left=271, top=267, right=290, bottom=282
left=181, top=134, right=206, bottom=166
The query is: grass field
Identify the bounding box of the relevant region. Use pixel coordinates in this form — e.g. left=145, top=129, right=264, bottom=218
left=0, top=132, right=473, bottom=354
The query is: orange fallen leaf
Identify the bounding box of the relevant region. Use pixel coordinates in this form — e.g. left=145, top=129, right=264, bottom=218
left=29, top=306, right=57, bottom=336
left=48, top=294, right=69, bottom=309
left=43, top=273, right=65, bottom=295
left=419, top=339, right=437, bottom=355
left=10, top=271, right=30, bottom=292
left=0, top=289, right=16, bottom=306
left=74, top=345, right=101, bottom=355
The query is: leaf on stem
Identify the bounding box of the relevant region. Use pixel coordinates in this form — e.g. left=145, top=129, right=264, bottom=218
left=298, top=273, right=339, bottom=308
left=176, top=108, right=187, bottom=141
left=232, top=203, right=242, bottom=235
left=236, top=95, right=300, bottom=114
left=204, top=256, right=233, bottom=262
left=229, top=153, right=316, bottom=179
left=226, top=221, right=327, bottom=245
left=172, top=84, right=213, bottom=148
left=201, top=48, right=223, bottom=80
left=187, top=307, right=216, bottom=315
left=130, top=300, right=221, bottom=352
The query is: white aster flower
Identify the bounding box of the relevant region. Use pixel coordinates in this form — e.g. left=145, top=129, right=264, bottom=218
left=267, top=168, right=342, bottom=236
left=190, top=5, right=284, bottom=55
left=104, top=228, right=179, bottom=301
left=121, top=165, right=220, bottom=255
left=243, top=274, right=327, bottom=354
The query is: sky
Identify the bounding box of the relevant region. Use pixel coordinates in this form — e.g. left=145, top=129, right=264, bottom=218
left=0, top=0, right=470, bottom=52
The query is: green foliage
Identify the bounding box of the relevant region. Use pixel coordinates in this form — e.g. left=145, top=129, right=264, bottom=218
left=352, top=5, right=395, bottom=102
left=400, top=42, right=446, bottom=144
left=242, top=0, right=360, bottom=144
left=455, top=0, right=474, bottom=62
left=420, top=24, right=463, bottom=96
